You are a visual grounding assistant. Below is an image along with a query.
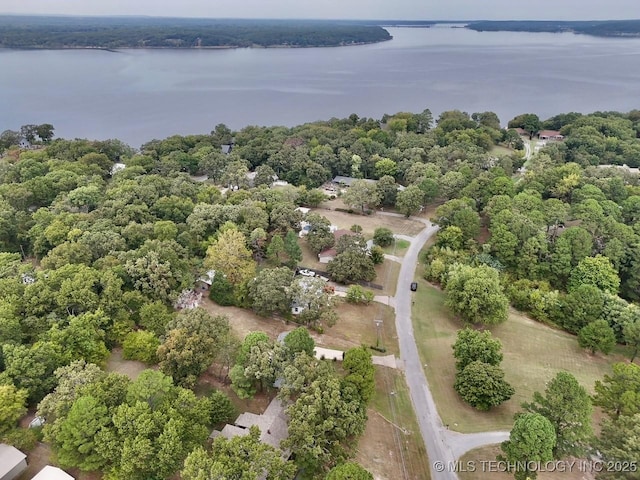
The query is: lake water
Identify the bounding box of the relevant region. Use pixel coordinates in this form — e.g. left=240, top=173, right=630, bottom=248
left=2, top=26, right=640, bottom=147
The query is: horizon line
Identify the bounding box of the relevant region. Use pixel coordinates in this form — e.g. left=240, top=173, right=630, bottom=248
left=1, top=14, right=639, bottom=22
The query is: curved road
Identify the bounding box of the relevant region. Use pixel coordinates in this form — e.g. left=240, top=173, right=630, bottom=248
left=380, top=212, right=509, bottom=479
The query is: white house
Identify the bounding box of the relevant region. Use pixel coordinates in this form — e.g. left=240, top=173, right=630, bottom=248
left=196, top=270, right=216, bottom=291
left=0, top=444, right=27, bottom=480
left=109, top=162, right=126, bottom=176
left=31, top=466, right=74, bottom=480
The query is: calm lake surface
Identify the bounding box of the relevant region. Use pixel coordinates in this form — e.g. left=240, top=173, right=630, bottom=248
left=2, top=26, right=640, bottom=147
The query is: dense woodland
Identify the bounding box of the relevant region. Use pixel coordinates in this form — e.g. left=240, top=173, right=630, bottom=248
left=1, top=106, right=640, bottom=478
left=466, top=20, right=640, bottom=37
left=0, top=16, right=392, bottom=49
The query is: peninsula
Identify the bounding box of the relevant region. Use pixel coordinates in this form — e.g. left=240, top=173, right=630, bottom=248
left=0, top=16, right=392, bottom=49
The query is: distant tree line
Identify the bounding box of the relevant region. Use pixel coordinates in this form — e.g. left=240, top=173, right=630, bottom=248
left=467, top=20, right=640, bottom=38
left=0, top=16, right=392, bottom=49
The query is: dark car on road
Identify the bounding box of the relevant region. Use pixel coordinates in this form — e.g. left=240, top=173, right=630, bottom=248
left=410, top=282, right=418, bottom=291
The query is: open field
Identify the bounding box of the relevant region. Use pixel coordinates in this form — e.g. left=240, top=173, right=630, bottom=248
left=375, top=258, right=400, bottom=296
left=106, top=347, right=148, bottom=380
left=411, top=280, right=629, bottom=433
left=489, top=145, right=515, bottom=157
left=313, top=206, right=425, bottom=237
left=384, top=238, right=411, bottom=256
left=359, top=366, right=431, bottom=480
left=458, top=445, right=596, bottom=480
left=201, top=297, right=399, bottom=355
left=326, top=301, right=399, bottom=355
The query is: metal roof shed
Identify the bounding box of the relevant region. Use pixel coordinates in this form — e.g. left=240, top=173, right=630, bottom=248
left=31, top=466, right=74, bottom=480
left=0, top=444, right=27, bottom=480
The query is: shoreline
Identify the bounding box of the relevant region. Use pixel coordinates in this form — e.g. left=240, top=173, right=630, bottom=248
left=0, top=37, right=392, bottom=52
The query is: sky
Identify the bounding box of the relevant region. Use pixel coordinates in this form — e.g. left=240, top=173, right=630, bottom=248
left=1, top=0, right=639, bottom=20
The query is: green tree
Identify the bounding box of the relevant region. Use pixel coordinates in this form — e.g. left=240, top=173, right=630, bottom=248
left=597, top=413, right=640, bottom=477
left=284, top=229, right=302, bottom=267
left=434, top=198, right=481, bottom=240
left=578, top=320, right=617, bottom=355
left=445, top=264, right=509, bottom=325
left=376, top=175, right=398, bottom=206
left=373, top=227, right=394, bottom=247
left=53, top=395, right=111, bottom=471
left=306, top=213, right=335, bottom=254
left=284, top=372, right=367, bottom=474
left=249, top=267, right=293, bottom=316
left=122, top=330, right=160, bottom=364
left=568, top=255, right=621, bottom=294
left=0, top=384, right=28, bottom=434
left=181, top=427, right=295, bottom=480
left=2, top=341, right=64, bottom=403
left=327, top=249, right=376, bottom=284
left=283, top=327, right=315, bottom=359
left=138, top=301, right=173, bottom=337
left=326, top=462, right=374, bottom=480
left=623, top=319, right=640, bottom=362
left=396, top=185, right=424, bottom=217
left=522, top=371, right=593, bottom=458
left=157, top=309, right=231, bottom=387
left=341, top=180, right=381, bottom=213
left=501, top=413, right=556, bottom=480
left=593, top=362, right=640, bottom=419
left=266, top=233, right=285, bottom=264
left=345, top=284, right=374, bottom=304
left=208, top=390, right=236, bottom=426
left=454, top=361, right=514, bottom=411
left=343, top=346, right=375, bottom=403
left=374, top=158, right=397, bottom=178
left=253, top=164, right=277, bottom=187
left=205, top=228, right=256, bottom=286
left=452, top=328, right=503, bottom=371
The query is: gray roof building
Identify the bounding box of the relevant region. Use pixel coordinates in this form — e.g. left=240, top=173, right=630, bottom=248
left=0, top=444, right=27, bottom=480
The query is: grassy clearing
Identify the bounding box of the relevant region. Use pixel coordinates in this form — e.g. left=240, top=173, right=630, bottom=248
left=375, top=258, right=400, bottom=296
left=106, top=347, right=148, bottom=380
left=326, top=302, right=399, bottom=356
left=359, top=366, right=430, bottom=480
left=490, top=145, right=514, bottom=156
left=384, top=238, right=411, bottom=256
left=313, top=207, right=425, bottom=237
left=458, top=445, right=596, bottom=480
left=411, top=280, right=627, bottom=433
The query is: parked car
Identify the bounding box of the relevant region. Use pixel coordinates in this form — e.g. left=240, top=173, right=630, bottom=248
left=298, top=269, right=315, bottom=277
left=410, top=282, right=418, bottom=291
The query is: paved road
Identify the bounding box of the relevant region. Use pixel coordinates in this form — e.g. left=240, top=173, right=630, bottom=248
left=384, top=212, right=509, bottom=479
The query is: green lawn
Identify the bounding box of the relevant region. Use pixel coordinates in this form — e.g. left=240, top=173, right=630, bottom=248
left=489, top=145, right=514, bottom=156
left=383, top=238, right=411, bottom=256
left=411, top=279, right=629, bottom=433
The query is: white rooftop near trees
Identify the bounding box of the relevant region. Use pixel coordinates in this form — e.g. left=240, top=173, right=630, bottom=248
left=0, top=444, right=27, bottom=480
left=31, top=466, right=74, bottom=480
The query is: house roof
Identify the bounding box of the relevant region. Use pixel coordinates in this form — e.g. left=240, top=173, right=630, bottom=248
left=539, top=130, right=563, bottom=137
left=210, top=397, right=289, bottom=451
left=0, top=444, right=26, bottom=478
left=221, top=144, right=233, bottom=154
left=31, top=466, right=74, bottom=480
left=318, top=248, right=337, bottom=259
left=198, top=270, right=216, bottom=286
left=332, top=176, right=376, bottom=186
left=31, top=465, right=74, bottom=480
